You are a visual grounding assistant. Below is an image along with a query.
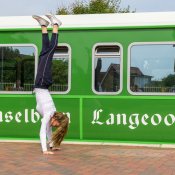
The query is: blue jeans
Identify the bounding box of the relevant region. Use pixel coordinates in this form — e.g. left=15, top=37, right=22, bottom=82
left=34, top=33, right=58, bottom=89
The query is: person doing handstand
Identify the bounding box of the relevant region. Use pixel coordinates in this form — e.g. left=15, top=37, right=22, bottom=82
left=33, top=14, right=69, bottom=155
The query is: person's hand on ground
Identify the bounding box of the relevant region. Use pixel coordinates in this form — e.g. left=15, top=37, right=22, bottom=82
left=43, top=151, right=54, bottom=155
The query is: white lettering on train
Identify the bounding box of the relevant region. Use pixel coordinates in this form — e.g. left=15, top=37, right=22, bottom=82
left=92, top=109, right=175, bottom=129
left=0, top=109, right=71, bottom=124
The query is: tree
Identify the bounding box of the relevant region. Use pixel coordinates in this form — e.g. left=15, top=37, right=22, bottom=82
left=52, top=60, right=68, bottom=84
left=162, top=74, right=175, bottom=87
left=56, top=0, right=134, bottom=15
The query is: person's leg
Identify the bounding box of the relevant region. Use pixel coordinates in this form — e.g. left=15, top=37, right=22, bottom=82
left=40, top=26, right=49, bottom=54
left=35, top=25, right=59, bottom=88
left=34, top=14, right=61, bottom=89
left=39, top=24, right=59, bottom=87
left=32, top=15, right=50, bottom=88
left=32, top=15, right=50, bottom=56
left=49, top=24, right=58, bottom=54
left=44, top=14, right=61, bottom=59
left=38, top=26, right=50, bottom=67
left=52, top=24, right=58, bottom=34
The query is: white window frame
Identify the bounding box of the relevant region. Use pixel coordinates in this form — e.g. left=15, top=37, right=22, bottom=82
left=92, top=43, right=123, bottom=95
left=0, top=44, right=38, bottom=94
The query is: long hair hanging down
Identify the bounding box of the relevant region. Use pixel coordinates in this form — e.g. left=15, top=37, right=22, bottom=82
left=51, top=112, right=69, bottom=147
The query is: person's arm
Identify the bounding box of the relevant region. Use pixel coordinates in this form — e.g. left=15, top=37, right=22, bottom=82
left=46, top=124, right=54, bottom=148
left=47, top=121, right=61, bottom=151
left=40, top=114, right=54, bottom=154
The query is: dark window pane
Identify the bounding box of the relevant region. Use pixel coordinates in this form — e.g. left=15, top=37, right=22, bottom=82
left=54, top=46, right=68, bottom=54
left=0, top=46, right=35, bottom=91
left=95, top=45, right=120, bottom=55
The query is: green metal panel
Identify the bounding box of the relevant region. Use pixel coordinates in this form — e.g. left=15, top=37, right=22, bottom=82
left=53, top=97, right=80, bottom=139
left=0, top=96, right=38, bottom=138
left=0, top=96, right=80, bottom=139
left=0, top=27, right=175, bottom=144
left=83, top=97, right=175, bottom=142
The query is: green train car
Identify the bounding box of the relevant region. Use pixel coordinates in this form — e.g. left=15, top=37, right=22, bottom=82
left=1, top=12, right=175, bottom=145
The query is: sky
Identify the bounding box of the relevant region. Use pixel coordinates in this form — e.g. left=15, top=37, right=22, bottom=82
left=131, top=44, right=175, bottom=80
left=1, top=0, right=175, bottom=16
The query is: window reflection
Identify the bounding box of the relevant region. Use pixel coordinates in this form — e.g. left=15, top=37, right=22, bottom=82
left=0, top=46, right=35, bottom=91
left=49, top=46, right=69, bottom=92
left=130, top=44, right=175, bottom=93
left=94, top=45, right=121, bottom=93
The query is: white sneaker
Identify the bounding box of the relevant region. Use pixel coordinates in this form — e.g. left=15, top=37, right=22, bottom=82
left=45, top=14, right=62, bottom=26
left=32, top=15, right=49, bottom=27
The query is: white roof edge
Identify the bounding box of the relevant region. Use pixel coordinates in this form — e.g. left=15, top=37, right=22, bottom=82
left=1, top=12, right=175, bottom=29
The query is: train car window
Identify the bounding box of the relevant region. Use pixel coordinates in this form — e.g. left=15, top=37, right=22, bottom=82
left=0, top=45, right=36, bottom=93
left=129, top=43, right=175, bottom=95
left=49, top=45, right=70, bottom=93
left=93, top=44, right=122, bottom=94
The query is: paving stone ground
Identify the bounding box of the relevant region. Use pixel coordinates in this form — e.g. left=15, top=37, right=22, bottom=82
left=0, top=142, right=175, bottom=175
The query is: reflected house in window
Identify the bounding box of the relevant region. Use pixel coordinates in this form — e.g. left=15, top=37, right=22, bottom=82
left=94, top=44, right=121, bottom=93
left=97, top=63, right=120, bottom=92
left=130, top=67, right=152, bottom=89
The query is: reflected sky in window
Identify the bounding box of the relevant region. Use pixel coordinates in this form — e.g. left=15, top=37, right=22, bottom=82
left=131, top=44, right=175, bottom=80
left=13, top=47, right=35, bottom=56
